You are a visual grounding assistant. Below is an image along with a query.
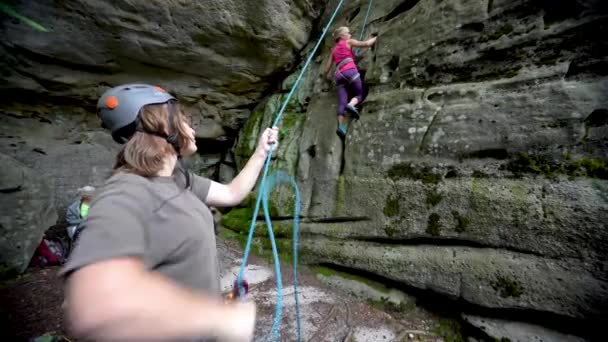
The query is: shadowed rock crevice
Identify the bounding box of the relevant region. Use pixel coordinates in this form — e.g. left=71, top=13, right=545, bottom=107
left=321, top=235, right=552, bottom=259
left=312, top=262, right=603, bottom=341
left=383, top=0, right=423, bottom=22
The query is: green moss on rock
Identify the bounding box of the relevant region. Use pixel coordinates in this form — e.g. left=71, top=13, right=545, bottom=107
left=427, top=213, right=441, bottom=236
left=284, top=93, right=305, bottom=113
left=384, top=224, right=399, bottom=237
left=280, top=193, right=297, bottom=215
left=501, top=153, right=608, bottom=179
left=433, top=318, right=465, bottom=342
left=426, top=192, right=443, bottom=207
left=235, top=104, right=265, bottom=161
left=277, top=112, right=303, bottom=141
left=387, top=163, right=442, bottom=184
left=471, top=170, right=489, bottom=178
left=451, top=211, right=470, bottom=233
left=501, top=153, right=560, bottom=178
left=368, top=297, right=416, bottom=314
left=384, top=195, right=400, bottom=217
left=492, top=275, right=524, bottom=298
left=222, top=207, right=255, bottom=233
left=221, top=194, right=282, bottom=234
left=564, top=158, right=608, bottom=179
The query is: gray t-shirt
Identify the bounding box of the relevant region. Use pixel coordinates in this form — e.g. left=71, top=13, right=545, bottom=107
left=61, top=170, right=219, bottom=295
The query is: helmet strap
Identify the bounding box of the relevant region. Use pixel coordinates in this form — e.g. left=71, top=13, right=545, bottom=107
left=165, top=101, right=181, bottom=153
left=134, top=101, right=181, bottom=155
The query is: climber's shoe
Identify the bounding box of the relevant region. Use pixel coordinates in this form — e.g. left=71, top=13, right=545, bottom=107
left=346, top=104, right=360, bottom=120
left=336, top=124, right=347, bottom=140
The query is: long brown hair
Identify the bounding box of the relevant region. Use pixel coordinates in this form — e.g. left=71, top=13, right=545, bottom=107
left=114, top=101, right=192, bottom=177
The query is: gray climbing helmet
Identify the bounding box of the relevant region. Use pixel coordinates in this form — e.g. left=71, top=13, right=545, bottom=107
left=96, top=84, right=176, bottom=142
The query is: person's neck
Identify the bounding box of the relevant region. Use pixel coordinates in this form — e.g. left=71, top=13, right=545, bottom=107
left=156, top=154, right=178, bottom=177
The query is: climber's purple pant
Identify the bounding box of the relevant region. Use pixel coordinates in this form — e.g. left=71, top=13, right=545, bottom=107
left=335, top=68, right=363, bottom=116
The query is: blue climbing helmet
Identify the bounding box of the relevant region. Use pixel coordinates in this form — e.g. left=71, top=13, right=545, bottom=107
left=96, top=83, right=176, bottom=144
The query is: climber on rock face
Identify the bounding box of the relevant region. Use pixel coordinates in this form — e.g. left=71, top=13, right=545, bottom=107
left=323, top=26, right=377, bottom=139
left=60, top=84, right=278, bottom=342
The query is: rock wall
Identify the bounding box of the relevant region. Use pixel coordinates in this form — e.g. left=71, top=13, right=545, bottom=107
left=227, top=0, right=608, bottom=338
left=1, top=0, right=324, bottom=123
left=1, top=0, right=326, bottom=212
left=0, top=108, right=119, bottom=217
left=0, top=153, right=57, bottom=277
left=0, top=0, right=326, bottom=272
left=2, top=0, right=607, bottom=337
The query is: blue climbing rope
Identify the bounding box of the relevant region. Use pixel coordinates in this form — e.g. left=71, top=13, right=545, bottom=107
left=261, top=171, right=301, bottom=340
left=355, top=0, right=374, bottom=56
left=236, top=1, right=346, bottom=341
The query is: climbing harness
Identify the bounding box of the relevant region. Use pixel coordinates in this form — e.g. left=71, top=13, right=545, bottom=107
left=235, top=0, right=346, bottom=341
left=335, top=57, right=361, bottom=85
left=354, top=0, right=374, bottom=56
left=336, top=57, right=354, bottom=71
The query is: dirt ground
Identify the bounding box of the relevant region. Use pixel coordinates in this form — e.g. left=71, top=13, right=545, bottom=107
left=0, top=239, right=446, bottom=342
left=0, top=266, right=69, bottom=341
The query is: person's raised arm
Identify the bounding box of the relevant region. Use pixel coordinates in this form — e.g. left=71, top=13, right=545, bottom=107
left=204, top=127, right=278, bottom=207
left=348, top=36, right=377, bottom=48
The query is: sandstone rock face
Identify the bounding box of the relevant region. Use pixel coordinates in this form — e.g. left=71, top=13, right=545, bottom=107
left=2, top=0, right=607, bottom=337
left=228, top=0, right=608, bottom=336
left=0, top=153, right=57, bottom=277
left=300, top=237, right=607, bottom=320
left=463, top=315, right=586, bottom=342
left=1, top=0, right=324, bottom=132
left=0, top=111, right=118, bottom=217
left=1, top=0, right=325, bottom=214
